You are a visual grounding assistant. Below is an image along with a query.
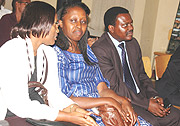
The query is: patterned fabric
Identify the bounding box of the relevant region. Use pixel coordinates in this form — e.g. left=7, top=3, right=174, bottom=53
left=53, top=45, right=151, bottom=126
left=54, top=45, right=110, bottom=98
left=136, top=116, right=152, bottom=126
left=54, top=45, right=109, bottom=126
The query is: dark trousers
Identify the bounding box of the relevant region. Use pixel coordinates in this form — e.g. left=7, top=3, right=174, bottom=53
left=133, top=104, right=180, bottom=126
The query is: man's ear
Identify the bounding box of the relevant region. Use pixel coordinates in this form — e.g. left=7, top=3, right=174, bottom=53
left=108, top=25, right=114, bottom=33
left=59, top=20, right=63, bottom=28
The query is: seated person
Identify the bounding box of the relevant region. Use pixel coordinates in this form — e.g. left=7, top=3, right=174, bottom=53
left=0, top=1, right=97, bottom=126
left=91, top=6, right=180, bottom=126
left=53, top=2, right=152, bottom=126
left=156, top=45, right=180, bottom=106
left=0, top=0, right=31, bottom=47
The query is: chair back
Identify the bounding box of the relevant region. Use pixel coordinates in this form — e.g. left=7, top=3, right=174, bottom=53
left=142, top=56, right=152, bottom=78
left=155, top=54, right=172, bottom=80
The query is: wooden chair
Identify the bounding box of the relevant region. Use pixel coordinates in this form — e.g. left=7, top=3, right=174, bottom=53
left=142, top=56, right=152, bottom=78
left=154, top=54, right=172, bottom=80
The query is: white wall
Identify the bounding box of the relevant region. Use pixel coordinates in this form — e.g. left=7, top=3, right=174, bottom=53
left=151, top=0, right=179, bottom=54
left=84, top=0, right=135, bottom=37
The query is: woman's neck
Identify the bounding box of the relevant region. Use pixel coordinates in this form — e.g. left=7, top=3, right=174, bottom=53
left=30, top=34, right=42, bottom=56
left=67, top=40, right=81, bottom=54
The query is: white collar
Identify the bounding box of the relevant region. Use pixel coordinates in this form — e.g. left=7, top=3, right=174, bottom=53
left=107, top=32, right=125, bottom=48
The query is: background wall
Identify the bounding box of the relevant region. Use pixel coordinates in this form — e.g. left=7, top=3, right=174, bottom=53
left=140, top=0, right=179, bottom=63
left=4, top=0, right=180, bottom=65
left=83, top=0, right=135, bottom=37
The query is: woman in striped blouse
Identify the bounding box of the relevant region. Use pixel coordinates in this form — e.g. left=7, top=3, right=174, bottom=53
left=53, top=2, right=151, bottom=126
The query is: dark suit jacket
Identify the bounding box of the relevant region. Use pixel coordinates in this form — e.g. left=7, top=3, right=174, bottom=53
left=156, top=45, right=180, bottom=106
left=92, top=32, right=158, bottom=110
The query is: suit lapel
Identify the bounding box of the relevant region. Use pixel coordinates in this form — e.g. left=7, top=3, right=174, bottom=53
left=125, top=40, right=140, bottom=89
left=104, top=33, right=124, bottom=79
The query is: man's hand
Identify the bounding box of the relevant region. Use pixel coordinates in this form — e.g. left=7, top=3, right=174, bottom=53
left=148, top=97, right=170, bottom=117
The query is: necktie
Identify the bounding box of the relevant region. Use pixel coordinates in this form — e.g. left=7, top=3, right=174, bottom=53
left=118, top=43, right=137, bottom=93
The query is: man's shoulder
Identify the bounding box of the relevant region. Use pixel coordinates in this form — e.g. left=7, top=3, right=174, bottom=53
left=127, top=37, right=138, bottom=43
left=92, top=32, right=111, bottom=48
left=126, top=37, right=140, bottom=47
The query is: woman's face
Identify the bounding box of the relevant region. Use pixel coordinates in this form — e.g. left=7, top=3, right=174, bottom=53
left=59, top=6, right=87, bottom=43
left=43, top=14, right=59, bottom=45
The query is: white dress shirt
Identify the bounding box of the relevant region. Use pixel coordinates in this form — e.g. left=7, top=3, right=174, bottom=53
left=107, top=32, right=140, bottom=93
left=0, top=37, right=74, bottom=120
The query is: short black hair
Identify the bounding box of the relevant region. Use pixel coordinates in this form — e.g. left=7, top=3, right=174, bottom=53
left=104, top=6, right=129, bottom=32
left=11, top=1, right=55, bottom=39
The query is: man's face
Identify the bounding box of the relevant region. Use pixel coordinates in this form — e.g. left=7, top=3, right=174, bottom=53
left=16, top=0, right=31, bottom=13
left=109, top=13, right=134, bottom=42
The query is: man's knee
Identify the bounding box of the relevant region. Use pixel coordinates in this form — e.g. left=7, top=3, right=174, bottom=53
left=159, top=107, right=180, bottom=126
left=170, top=107, right=180, bottom=123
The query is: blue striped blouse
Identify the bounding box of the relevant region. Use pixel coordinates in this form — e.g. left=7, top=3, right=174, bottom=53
left=53, top=45, right=152, bottom=126
left=53, top=45, right=110, bottom=98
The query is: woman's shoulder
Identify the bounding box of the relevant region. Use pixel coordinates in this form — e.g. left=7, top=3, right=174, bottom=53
left=52, top=45, right=68, bottom=62
left=87, top=45, right=98, bottom=63
left=1, top=37, right=26, bottom=53
left=53, top=45, right=63, bottom=54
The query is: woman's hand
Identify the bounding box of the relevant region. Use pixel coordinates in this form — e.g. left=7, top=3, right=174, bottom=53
left=110, top=97, right=138, bottom=126
left=97, top=82, right=138, bottom=125
left=58, top=104, right=98, bottom=126
left=68, top=110, right=98, bottom=126
left=120, top=97, right=138, bottom=126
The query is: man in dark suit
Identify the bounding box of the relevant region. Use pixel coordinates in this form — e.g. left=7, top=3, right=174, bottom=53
left=156, top=45, right=180, bottom=106
left=92, top=6, right=180, bottom=126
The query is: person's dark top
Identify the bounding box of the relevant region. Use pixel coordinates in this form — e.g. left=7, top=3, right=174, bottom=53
left=0, top=13, right=17, bottom=47
left=156, top=45, right=180, bottom=106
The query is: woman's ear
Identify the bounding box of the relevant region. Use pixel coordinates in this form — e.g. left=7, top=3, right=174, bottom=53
left=59, top=20, right=63, bottom=28
left=108, top=25, right=114, bottom=33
